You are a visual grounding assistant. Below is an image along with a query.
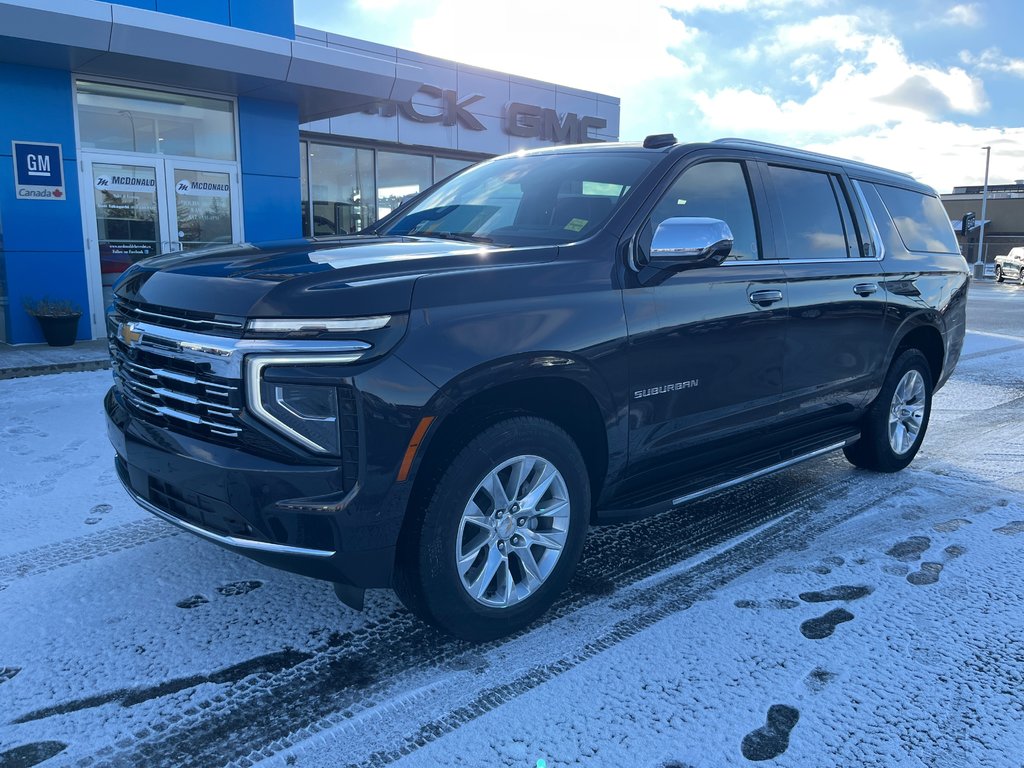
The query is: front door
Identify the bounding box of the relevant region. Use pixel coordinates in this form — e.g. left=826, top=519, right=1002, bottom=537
left=624, top=157, right=787, bottom=481
left=81, top=154, right=241, bottom=336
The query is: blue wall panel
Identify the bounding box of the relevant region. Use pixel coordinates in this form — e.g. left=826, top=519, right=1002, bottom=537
left=4, top=251, right=90, bottom=344
left=230, top=0, right=294, bottom=37
left=238, top=98, right=300, bottom=178
left=155, top=0, right=229, bottom=26
left=241, top=174, right=301, bottom=243
left=0, top=64, right=90, bottom=343
left=238, top=97, right=300, bottom=243
left=109, top=0, right=294, bottom=36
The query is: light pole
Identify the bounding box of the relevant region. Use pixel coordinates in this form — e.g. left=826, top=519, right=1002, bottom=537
left=976, top=145, right=991, bottom=278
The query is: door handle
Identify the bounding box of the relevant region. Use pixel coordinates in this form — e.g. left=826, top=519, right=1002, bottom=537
left=853, top=283, right=878, bottom=296
left=749, top=289, right=784, bottom=307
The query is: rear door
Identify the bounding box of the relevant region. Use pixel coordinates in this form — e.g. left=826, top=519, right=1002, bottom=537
left=758, top=161, right=888, bottom=420
left=623, top=154, right=788, bottom=476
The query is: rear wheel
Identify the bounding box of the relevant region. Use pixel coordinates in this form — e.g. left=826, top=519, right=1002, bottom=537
left=394, top=416, right=590, bottom=641
left=844, top=349, right=933, bottom=472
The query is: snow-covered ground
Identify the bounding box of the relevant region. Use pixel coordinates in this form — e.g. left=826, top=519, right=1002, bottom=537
left=1, top=323, right=1023, bottom=767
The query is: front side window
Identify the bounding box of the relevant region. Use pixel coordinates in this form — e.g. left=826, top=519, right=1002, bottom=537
left=379, top=153, right=654, bottom=246
left=768, top=165, right=857, bottom=260
left=639, top=160, right=761, bottom=262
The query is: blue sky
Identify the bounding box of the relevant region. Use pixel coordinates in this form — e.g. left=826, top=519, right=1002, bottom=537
left=295, top=0, right=1024, bottom=192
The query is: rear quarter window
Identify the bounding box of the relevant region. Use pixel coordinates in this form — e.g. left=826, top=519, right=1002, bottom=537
left=871, top=183, right=960, bottom=254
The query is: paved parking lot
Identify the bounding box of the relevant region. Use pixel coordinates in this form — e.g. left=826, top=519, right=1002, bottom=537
left=0, top=282, right=1022, bottom=767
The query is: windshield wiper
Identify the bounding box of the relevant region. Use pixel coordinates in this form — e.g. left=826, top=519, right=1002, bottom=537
left=412, top=231, right=493, bottom=244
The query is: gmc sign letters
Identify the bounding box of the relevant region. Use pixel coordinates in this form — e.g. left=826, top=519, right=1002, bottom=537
left=359, top=85, right=607, bottom=144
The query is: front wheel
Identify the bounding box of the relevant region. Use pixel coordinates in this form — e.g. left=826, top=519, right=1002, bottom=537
left=394, top=416, right=590, bottom=641
left=844, top=349, right=933, bottom=472
left=995, top=265, right=1004, bottom=282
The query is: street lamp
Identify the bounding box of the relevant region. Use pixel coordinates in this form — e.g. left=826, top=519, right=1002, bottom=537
left=976, top=145, right=991, bottom=278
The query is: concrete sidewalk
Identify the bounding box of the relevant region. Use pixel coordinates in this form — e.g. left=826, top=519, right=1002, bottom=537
left=0, top=339, right=110, bottom=380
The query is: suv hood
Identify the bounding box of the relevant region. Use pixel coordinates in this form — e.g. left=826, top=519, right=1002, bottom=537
left=114, top=236, right=556, bottom=319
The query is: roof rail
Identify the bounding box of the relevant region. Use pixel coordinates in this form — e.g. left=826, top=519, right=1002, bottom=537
left=712, top=137, right=915, bottom=181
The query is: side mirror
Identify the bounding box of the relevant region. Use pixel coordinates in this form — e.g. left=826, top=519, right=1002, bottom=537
left=648, top=217, right=734, bottom=269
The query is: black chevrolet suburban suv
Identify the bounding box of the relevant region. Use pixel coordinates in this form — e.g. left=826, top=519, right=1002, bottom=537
left=106, top=136, right=969, bottom=640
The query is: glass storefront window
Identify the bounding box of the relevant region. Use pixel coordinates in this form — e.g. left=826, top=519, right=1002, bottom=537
left=173, top=169, right=234, bottom=250
left=434, top=156, right=474, bottom=183
left=309, top=144, right=375, bottom=236
left=77, top=81, right=236, bottom=161
left=377, top=151, right=432, bottom=218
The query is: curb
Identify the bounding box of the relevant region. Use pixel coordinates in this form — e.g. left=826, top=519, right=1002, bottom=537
left=0, top=358, right=111, bottom=381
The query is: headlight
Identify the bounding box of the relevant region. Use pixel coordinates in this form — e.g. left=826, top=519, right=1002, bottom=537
left=246, top=355, right=361, bottom=454
left=247, top=316, right=391, bottom=337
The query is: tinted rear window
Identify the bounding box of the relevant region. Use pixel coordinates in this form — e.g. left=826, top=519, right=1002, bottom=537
left=872, top=184, right=960, bottom=254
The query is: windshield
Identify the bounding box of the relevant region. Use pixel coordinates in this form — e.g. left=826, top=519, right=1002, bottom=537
left=378, top=152, right=655, bottom=247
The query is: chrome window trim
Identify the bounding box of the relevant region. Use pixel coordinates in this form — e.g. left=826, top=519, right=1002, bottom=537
left=245, top=355, right=364, bottom=454
left=720, top=255, right=883, bottom=266
left=121, top=482, right=336, bottom=558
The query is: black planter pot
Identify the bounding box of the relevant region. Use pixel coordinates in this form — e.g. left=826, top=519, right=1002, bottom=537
left=33, top=314, right=82, bottom=347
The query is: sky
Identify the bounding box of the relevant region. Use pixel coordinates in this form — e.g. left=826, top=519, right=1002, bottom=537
left=295, top=0, right=1024, bottom=194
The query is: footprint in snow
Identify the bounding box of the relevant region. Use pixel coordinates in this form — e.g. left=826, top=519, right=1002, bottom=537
left=176, top=595, right=209, bottom=609
left=994, top=521, right=1024, bottom=536
left=906, top=544, right=965, bottom=586
left=798, top=585, right=872, bottom=603
left=740, top=704, right=799, bottom=761
left=217, top=580, right=263, bottom=597
left=800, top=608, right=854, bottom=640
left=804, top=667, right=837, bottom=693
left=885, top=536, right=931, bottom=562
left=907, top=562, right=943, bottom=586
left=0, top=667, right=21, bottom=685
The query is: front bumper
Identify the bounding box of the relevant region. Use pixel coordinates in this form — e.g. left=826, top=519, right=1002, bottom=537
left=106, top=387, right=400, bottom=587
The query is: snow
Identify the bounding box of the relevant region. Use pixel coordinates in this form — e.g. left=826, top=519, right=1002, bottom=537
left=1, top=328, right=1023, bottom=767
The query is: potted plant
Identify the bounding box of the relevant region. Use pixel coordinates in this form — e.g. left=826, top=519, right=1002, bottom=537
left=23, top=297, right=83, bottom=347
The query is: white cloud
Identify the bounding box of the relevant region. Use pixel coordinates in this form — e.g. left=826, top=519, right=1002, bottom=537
left=805, top=121, right=1024, bottom=192
left=939, top=3, right=981, bottom=27
left=965, top=47, right=1024, bottom=77
left=693, top=18, right=986, bottom=141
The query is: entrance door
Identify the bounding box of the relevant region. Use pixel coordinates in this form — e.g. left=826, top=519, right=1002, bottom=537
left=81, top=154, right=240, bottom=336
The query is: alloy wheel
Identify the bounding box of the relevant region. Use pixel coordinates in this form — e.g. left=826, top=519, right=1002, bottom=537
left=455, top=455, right=571, bottom=608
left=888, top=369, right=926, bottom=455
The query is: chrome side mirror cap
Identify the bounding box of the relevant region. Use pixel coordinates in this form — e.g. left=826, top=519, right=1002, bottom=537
left=649, top=217, right=734, bottom=269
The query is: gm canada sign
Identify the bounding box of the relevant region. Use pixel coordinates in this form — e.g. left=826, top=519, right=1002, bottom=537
left=12, top=141, right=66, bottom=201
left=358, top=85, right=608, bottom=144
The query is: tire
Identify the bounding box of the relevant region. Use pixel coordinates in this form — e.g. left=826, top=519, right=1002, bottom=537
left=1018, top=267, right=1024, bottom=286
left=393, top=416, right=590, bottom=641
left=843, top=349, right=933, bottom=472
left=995, top=265, right=1003, bottom=282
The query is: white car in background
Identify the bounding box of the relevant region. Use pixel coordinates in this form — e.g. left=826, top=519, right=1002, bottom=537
left=994, top=247, right=1024, bottom=284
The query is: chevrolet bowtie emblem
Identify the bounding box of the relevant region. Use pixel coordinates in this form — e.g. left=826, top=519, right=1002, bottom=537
left=118, top=321, right=143, bottom=347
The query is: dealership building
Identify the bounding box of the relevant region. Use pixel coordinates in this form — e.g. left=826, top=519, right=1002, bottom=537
left=0, top=0, right=619, bottom=344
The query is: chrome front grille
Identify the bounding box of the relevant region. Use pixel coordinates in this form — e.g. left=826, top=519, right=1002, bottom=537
left=109, top=337, right=244, bottom=440
left=114, top=297, right=245, bottom=335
